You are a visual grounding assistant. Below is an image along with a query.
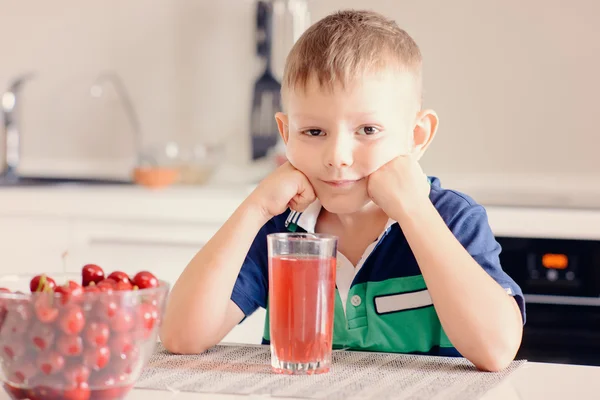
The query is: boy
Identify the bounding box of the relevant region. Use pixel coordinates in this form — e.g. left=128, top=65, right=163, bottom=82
left=161, top=9, right=525, bottom=372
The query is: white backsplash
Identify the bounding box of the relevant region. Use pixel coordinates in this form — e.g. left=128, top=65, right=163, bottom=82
left=0, top=0, right=599, bottom=195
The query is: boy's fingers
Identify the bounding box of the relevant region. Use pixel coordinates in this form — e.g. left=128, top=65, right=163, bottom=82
left=291, top=181, right=316, bottom=212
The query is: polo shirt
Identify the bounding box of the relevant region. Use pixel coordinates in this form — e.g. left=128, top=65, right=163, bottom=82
left=230, top=176, right=526, bottom=356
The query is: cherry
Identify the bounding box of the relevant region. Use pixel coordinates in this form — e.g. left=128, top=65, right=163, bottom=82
left=63, top=381, right=91, bottom=400
left=90, top=372, right=131, bottom=400
left=138, top=302, right=159, bottom=338
left=0, top=287, right=10, bottom=312
left=33, top=294, right=59, bottom=323
left=107, top=271, right=132, bottom=285
left=63, top=364, right=90, bottom=385
left=109, top=332, right=134, bottom=355
left=36, top=350, right=65, bottom=375
left=96, top=279, right=116, bottom=294
left=8, top=359, right=37, bottom=384
left=111, top=343, right=140, bottom=375
left=82, top=264, right=104, bottom=287
left=2, top=302, right=33, bottom=335
left=1, top=337, right=26, bottom=361
left=29, top=274, right=57, bottom=293
left=30, top=377, right=62, bottom=399
left=84, top=322, right=110, bottom=347
left=111, top=308, right=134, bottom=333
left=55, top=281, right=84, bottom=305
left=3, top=383, right=26, bottom=400
left=94, top=298, right=118, bottom=321
left=82, top=345, right=110, bottom=371
left=59, top=305, right=85, bottom=335
left=30, top=323, right=55, bottom=352
left=56, top=334, right=83, bottom=357
left=83, top=285, right=100, bottom=294
left=132, top=271, right=159, bottom=289
left=114, top=280, right=134, bottom=291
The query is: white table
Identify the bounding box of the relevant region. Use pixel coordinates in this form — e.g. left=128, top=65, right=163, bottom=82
left=1, top=360, right=597, bottom=400
left=130, top=361, right=600, bottom=399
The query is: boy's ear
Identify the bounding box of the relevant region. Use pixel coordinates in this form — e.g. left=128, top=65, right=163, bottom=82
left=275, top=112, right=289, bottom=144
left=412, top=109, right=439, bottom=160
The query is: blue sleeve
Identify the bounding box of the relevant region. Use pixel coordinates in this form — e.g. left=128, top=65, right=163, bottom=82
left=230, top=223, right=270, bottom=319
left=449, top=205, right=526, bottom=324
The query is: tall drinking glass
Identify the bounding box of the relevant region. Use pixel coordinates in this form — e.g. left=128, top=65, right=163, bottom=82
left=267, top=233, right=338, bottom=375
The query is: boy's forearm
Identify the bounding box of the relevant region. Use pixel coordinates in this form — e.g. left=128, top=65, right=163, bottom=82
left=160, top=198, right=269, bottom=353
left=394, top=201, right=523, bottom=372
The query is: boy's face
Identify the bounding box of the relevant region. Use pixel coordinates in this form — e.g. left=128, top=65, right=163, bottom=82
left=276, top=70, right=434, bottom=215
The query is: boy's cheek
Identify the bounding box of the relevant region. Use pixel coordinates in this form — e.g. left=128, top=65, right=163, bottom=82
left=363, top=145, right=402, bottom=176
left=285, top=148, right=314, bottom=176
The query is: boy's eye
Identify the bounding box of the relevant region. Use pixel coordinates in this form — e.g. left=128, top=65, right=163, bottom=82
left=358, top=126, right=379, bottom=135
left=303, top=129, right=324, bottom=137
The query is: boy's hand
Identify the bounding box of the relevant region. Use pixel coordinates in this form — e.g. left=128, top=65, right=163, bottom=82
left=249, top=161, right=316, bottom=220
left=367, top=154, right=430, bottom=220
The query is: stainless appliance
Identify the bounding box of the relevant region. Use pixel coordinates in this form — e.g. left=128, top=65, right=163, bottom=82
left=0, top=72, right=138, bottom=186
left=489, top=206, right=600, bottom=366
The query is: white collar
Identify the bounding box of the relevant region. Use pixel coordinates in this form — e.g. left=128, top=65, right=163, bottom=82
left=285, top=201, right=397, bottom=236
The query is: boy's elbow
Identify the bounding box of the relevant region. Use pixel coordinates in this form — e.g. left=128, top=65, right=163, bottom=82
left=160, top=325, right=213, bottom=355
left=474, top=351, right=514, bottom=372
left=473, top=340, right=520, bottom=372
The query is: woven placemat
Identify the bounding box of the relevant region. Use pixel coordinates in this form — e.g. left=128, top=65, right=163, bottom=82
left=135, top=343, right=525, bottom=399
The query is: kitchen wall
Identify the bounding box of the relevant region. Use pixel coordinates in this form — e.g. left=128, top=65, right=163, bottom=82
left=1, top=0, right=599, bottom=197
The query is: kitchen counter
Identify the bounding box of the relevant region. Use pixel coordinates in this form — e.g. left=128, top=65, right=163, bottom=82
left=0, top=184, right=255, bottom=224
left=2, top=184, right=600, bottom=240
left=0, top=360, right=596, bottom=400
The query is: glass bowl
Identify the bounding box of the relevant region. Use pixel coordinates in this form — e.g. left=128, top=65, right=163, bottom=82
left=0, top=273, right=169, bottom=400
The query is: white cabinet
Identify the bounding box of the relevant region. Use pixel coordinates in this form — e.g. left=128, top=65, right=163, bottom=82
left=0, top=184, right=267, bottom=345
left=66, top=220, right=219, bottom=288
left=0, top=216, right=70, bottom=275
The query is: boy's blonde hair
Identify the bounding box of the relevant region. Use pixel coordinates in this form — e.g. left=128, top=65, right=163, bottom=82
left=282, top=9, right=423, bottom=102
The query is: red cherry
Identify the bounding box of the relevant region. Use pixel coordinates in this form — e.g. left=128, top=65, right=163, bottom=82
left=2, top=302, right=33, bottom=335
left=90, top=372, right=132, bottom=400
left=1, top=337, right=26, bottom=361
left=84, top=322, right=110, bottom=347
left=96, top=279, right=116, bottom=294
left=110, top=308, right=134, bottom=333
left=59, top=305, right=85, bottom=335
left=36, top=350, right=65, bottom=375
left=63, top=364, right=90, bottom=385
left=30, top=323, right=55, bottom=352
left=111, top=343, right=140, bottom=375
left=132, top=271, right=159, bottom=289
left=94, top=297, right=119, bottom=322
left=107, top=271, right=132, bottom=285
left=55, top=281, right=84, bottom=305
left=63, top=381, right=91, bottom=400
left=3, top=383, right=26, bottom=399
left=0, top=287, right=10, bottom=311
left=56, top=334, right=83, bottom=357
left=82, top=345, right=110, bottom=371
left=7, top=359, right=37, bottom=384
left=109, top=332, right=134, bottom=355
left=29, top=274, right=57, bottom=293
left=114, top=280, right=134, bottom=291
left=33, top=294, right=59, bottom=323
left=82, top=264, right=104, bottom=287
left=84, top=285, right=100, bottom=294
left=138, top=302, right=159, bottom=338
left=30, top=376, right=62, bottom=399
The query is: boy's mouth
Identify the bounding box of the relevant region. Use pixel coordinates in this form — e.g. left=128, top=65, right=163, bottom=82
left=321, top=178, right=363, bottom=188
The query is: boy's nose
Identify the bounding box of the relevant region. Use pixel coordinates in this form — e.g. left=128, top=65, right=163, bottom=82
left=324, top=134, right=353, bottom=168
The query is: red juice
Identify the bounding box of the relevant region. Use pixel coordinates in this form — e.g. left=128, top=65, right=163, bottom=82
left=268, top=255, right=336, bottom=374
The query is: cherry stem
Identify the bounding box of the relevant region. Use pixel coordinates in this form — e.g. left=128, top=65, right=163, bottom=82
left=36, top=274, right=47, bottom=292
